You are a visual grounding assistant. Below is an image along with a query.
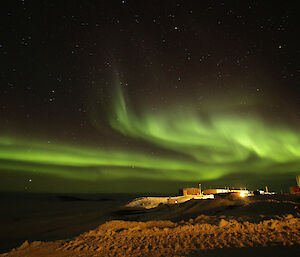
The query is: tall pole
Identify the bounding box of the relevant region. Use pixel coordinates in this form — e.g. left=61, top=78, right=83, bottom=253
left=199, top=184, right=202, bottom=195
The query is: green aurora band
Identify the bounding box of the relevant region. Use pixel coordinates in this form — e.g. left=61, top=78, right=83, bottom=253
left=0, top=86, right=299, bottom=192
left=108, top=87, right=300, bottom=176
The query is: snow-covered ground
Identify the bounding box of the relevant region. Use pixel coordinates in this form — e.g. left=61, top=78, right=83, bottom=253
left=125, top=195, right=214, bottom=209
left=1, top=193, right=299, bottom=257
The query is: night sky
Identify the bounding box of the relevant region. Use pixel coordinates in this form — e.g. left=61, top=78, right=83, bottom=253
left=0, top=1, right=299, bottom=194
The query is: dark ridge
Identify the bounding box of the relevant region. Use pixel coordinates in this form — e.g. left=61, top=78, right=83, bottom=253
left=58, top=195, right=87, bottom=201
left=57, top=195, right=114, bottom=202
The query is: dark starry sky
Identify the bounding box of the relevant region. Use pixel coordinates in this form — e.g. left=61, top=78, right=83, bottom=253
left=0, top=1, right=299, bottom=193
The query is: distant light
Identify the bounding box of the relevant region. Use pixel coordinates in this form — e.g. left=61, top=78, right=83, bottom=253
left=239, top=191, right=247, bottom=197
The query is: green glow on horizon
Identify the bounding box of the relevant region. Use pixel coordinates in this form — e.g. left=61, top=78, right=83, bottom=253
left=0, top=136, right=205, bottom=181
left=0, top=85, right=299, bottom=192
